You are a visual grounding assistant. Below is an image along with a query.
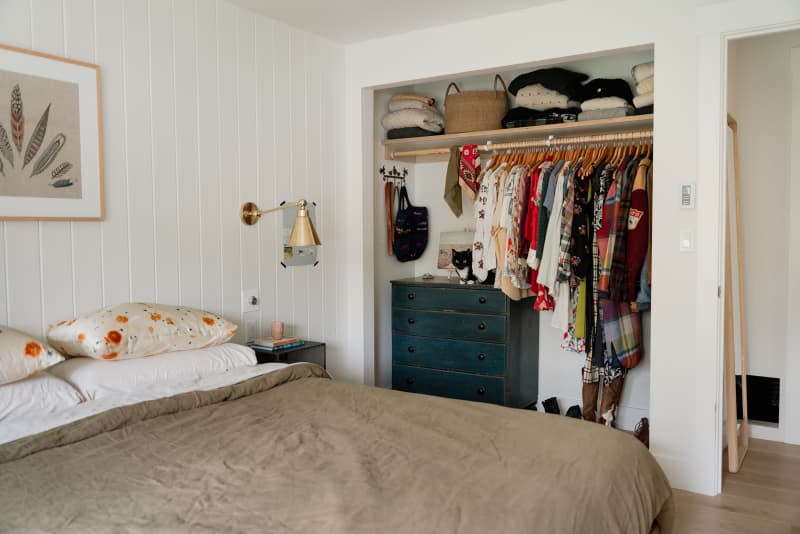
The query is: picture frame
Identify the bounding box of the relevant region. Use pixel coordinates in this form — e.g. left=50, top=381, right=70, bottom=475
left=0, top=44, right=103, bottom=221
left=437, top=230, right=474, bottom=269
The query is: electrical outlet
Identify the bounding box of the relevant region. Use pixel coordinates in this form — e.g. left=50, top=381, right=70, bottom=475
left=242, top=289, right=260, bottom=312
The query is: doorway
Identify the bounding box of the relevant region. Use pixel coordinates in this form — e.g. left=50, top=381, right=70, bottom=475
left=725, top=28, right=800, bottom=450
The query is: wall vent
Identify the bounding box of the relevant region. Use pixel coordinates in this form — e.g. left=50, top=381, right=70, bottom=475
left=736, top=375, right=780, bottom=424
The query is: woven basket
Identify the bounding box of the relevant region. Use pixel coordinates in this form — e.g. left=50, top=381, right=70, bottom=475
left=444, top=75, right=509, bottom=134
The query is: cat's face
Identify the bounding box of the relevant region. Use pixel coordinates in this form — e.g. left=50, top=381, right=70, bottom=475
left=452, top=249, right=471, bottom=269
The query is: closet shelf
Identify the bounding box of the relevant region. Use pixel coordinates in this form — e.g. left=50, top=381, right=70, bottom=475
left=383, top=114, right=653, bottom=162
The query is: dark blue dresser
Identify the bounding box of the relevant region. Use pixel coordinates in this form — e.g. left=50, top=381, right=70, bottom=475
left=391, top=277, right=539, bottom=407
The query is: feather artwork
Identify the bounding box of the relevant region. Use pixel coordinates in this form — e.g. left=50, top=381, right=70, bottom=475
left=30, top=133, right=65, bottom=178
left=0, top=154, right=4, bottom=177
left=10, top=85, right=23, bottom=154
left=50, top=161, right=72, bottom=180
left=51, top=178, right=73, bottom=188
left=0, top=122, right=13, bottom=167
left=23, top=104, right=50, bottom=168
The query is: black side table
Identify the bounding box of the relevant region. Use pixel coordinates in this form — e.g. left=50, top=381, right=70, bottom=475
left=250, top=341, right=326, bottom=369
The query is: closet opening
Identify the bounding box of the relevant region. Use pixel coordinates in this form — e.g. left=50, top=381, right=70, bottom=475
left=372, top=45, right=655, bottom=435
left=720, top=26, right=800, bottom=493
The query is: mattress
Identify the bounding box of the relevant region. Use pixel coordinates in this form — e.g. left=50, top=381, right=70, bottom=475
left=0, top=363, right=674, bottom=533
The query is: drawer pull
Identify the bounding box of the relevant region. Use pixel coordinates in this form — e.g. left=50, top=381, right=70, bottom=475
left=406, top=376, right=415, bottom=385
left=479, top=296, right=487, bottom=304
left=407, top=318, right=416, bottom=325
left=478, top=353, right=486, bottom=361
left=407, top=292, right=416, bottom=300
left=477, top=386, right=486, bottom=395
left=407, top=346, right=416, bottom=353
left=478, top=322, right=486, bottom=330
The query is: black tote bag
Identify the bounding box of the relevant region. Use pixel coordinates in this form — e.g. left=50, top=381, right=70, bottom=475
left=393, top=186, right=428, bottom=262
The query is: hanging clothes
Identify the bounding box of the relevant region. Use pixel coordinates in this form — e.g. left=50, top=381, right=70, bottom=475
left=472, top=165, right=501, bottom=282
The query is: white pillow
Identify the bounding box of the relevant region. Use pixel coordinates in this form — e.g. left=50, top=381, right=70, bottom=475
left=0, top=325, right=65, bottom=385
left=48, top=343, right=257, bottom=400
left=0, top=372, right=84, bottom=421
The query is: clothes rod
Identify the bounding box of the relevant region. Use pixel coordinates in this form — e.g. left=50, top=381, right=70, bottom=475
left=388, top=129, right=653, bottom=160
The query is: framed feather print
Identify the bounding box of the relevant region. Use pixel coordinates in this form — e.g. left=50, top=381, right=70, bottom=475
left=0, top=44, right=103, bottom=220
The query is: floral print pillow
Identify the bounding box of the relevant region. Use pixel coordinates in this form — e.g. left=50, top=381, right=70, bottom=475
left=47, top=303, right=238, bottom=360
left=0, top=326, right=65, bottom=385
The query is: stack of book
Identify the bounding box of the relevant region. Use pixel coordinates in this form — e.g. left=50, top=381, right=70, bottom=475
left=249, top=337, right=305, bottom=352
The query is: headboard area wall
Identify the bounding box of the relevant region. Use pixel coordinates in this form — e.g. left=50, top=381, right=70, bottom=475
left=0, top=0, right=345, bottom=374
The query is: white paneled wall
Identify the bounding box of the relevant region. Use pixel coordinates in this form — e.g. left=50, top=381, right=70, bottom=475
left=0, top=0, right=344, bottom=368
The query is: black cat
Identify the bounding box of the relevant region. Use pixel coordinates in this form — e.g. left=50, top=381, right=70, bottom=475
left=451, top=249, right=476, bottom=285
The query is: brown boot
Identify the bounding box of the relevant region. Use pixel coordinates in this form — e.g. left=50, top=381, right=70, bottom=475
left=582, top=381, right=600, bottom=422
left=598, top=376, right=625, bottom=427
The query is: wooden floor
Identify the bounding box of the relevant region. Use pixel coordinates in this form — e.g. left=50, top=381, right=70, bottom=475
left=672, top=439, right=800, bottom=533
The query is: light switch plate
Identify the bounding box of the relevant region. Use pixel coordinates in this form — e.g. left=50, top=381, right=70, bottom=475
left=680, top=230, right=695, bottom=252
left=242, top=289, right=260, bottom=312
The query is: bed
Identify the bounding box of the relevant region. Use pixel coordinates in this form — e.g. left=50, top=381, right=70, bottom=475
left=0, top=361, right=673, bottom=533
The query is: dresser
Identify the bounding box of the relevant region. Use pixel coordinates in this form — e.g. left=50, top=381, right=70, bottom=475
left=391, top=277, right=538, bottom=407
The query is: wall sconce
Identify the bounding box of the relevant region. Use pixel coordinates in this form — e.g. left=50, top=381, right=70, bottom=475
left=240, top=199, right=321, bottom=247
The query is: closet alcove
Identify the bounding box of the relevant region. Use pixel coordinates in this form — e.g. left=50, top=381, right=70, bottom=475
left=372, top=45, right=654, bottom=431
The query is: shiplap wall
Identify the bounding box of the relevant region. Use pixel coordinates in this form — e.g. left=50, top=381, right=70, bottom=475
left=0, top=0, right=344, bottom=369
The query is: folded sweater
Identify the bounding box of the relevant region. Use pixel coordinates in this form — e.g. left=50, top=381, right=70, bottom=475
left=633, top=93, right=654, bottom=109
left=578, top=106, right=634, bottom=122
left=508, top=67, right=588, bottom=98
left=579, top=78, right=633, bottom=103
left=632, top=61, right=654, bottom=83
left=581, top=96, right=630, bottom=111
left=391, top=93, right=435, bottom=106
left=386, top=127, right=442, bottom=139
left=636, top=76, right=654, bottom=96
left=388, top=100, right=440, bottom=113
left=381, top=108, right=444, bottom=133
left=501, top=106, right=580, bottom=128
left=516, top=92, right=579, bottom=111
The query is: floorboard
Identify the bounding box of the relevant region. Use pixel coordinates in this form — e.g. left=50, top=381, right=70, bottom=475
left=672, top=439, right=800, bottom=533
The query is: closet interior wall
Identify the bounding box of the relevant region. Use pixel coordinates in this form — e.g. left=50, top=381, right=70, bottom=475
left=373, top=48, right=653, bottom=431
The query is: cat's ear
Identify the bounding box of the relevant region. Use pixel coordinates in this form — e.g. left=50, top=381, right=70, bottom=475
left=451, top=248, right=457, bottom=256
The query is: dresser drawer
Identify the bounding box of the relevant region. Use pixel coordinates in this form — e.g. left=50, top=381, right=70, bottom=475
left=392, top=335, right=506, bottom=375
left=392, top=309, right=506, bottom=343
left=392, top=364, right=504, bottom=405
left=392, top=285, right=506, bottom=315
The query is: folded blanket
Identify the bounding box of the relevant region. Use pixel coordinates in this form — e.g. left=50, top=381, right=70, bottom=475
left=581, top=96, right=630, bottom=111
left=633, top=93, right=654, bottom=109
left=634, top=104, right=653, bottom=116
left=502, top=106, right=580, bottom=128
left=579, top=78, right=633, bottom=103
left=381, top=108, right=444, bottom=133
left=386, top=127, right=442, bottom=139
left=578, top=106, right=634, bottom=121
left=391, top=93, right=435, bottom=106
left=508, top=67, right=588, bottom=98
left=632, top=61, right=654, bottom=83
left=636, top=76, right=654, bottom=95
left=388, top=100, right=440, bottom=113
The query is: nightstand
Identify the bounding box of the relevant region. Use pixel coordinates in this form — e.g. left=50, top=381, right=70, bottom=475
left=250, top=341, right=326, bottom=369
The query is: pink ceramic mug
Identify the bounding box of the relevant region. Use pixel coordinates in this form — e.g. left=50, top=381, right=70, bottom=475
left=271, top=321, right=285, bottom=340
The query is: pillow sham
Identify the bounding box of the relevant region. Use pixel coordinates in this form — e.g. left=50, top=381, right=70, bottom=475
left=0, top=371, right=84, bottom=421
left=48, top=343, right=257, bottom=400
left=0, top=326, right=65, bottom=385
left=47, top=303, right=237, bottom=360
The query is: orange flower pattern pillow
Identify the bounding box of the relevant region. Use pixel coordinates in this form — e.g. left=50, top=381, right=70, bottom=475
left=0, top=326, right=65, bottom=385
left=47, top=303, right=237, bottom=360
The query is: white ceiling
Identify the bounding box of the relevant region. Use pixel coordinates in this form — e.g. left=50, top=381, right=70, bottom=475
left=228, top=0, right=565, bottom=43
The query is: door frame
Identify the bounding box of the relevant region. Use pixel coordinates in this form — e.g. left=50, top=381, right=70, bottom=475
left=697, top=6, right=800, bottom=493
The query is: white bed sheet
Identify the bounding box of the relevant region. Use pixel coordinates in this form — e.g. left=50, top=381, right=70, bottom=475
left=0, top=362, right=290, bottom=445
